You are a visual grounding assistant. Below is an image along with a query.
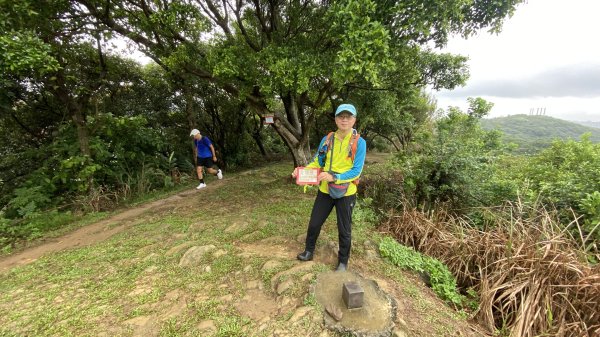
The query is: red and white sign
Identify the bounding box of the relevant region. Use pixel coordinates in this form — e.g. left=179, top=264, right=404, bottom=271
left=295, top=167, right=320, bottom=185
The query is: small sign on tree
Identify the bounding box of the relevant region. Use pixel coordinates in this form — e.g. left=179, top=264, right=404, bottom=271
left=264, top=115, right=274, bottom=124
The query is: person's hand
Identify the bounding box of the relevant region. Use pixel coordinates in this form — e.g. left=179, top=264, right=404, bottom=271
left=318, top=172, right=335, bottom=182
left=212, top=155, right=217, bottom=162
left=291, top=167, right=298, bottom=178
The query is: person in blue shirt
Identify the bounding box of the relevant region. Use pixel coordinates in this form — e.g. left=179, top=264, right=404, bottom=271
left=190, top=129, right=223, bottom=189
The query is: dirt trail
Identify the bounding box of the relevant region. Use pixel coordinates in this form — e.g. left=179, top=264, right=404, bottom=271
left=0, top=189, right=199, bottom=273
left=0, top=154, right=391, bottom=274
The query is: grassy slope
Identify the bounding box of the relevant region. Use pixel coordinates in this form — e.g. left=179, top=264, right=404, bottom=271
left=0, top=159, right=480, bottom=337
left=480, top=114, right=600, bottom=153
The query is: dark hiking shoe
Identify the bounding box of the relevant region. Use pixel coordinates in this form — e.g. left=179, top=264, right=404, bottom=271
left=297, top=251, right=313, bottom=261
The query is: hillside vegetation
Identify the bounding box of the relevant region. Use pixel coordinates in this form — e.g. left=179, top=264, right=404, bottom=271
left=574, top=120, right=600, bottom=129
left=370, top=104, right=600, bottom=336
left=0, top=160, right=481, bottom=337
left=480, top=114, right=600, bottom=153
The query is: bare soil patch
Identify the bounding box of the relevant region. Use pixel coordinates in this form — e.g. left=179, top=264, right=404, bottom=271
left=0, top=188, right=203, bottom=272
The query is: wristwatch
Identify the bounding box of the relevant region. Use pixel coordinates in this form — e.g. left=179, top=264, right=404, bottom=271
left=333, top=173, right=338, bottom=181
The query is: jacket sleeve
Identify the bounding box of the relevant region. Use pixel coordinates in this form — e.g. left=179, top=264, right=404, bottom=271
left=335, top=137, right=366, bottom=183
left=305, top=136, right=327, bottom=169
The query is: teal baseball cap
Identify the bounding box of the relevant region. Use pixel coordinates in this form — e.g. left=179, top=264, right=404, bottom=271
left=335, top=104, right=357, bottom=117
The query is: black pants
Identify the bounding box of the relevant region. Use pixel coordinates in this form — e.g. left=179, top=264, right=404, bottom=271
left=304, top=190, right=356, bottom=264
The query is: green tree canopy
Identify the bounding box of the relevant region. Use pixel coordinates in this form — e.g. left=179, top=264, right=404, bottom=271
left=75, top=0, right=524, bottom=165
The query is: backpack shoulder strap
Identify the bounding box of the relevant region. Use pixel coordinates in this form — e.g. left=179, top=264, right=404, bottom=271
left=349, top=130, right=360, bottom=161
left=325, top=132, right=335, bottom=147
left=318, top=132, right=336, bottom=167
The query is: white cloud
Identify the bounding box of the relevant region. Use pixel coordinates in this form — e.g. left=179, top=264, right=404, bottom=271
left=434, top=95, right=600, bottom=122
left=440, top=64, right=600, bottom=98
left=433, top=0, right=600, bottom=122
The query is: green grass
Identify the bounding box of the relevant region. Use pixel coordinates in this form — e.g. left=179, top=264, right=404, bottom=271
left=0, top=175, right=202, bottom=256
left=0, top=166, right=291, bottom=335
left=0, top=158, right=475, bottom=336
left=216, top=315, right=251, bottom=337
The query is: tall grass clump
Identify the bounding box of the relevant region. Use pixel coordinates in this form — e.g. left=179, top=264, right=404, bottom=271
left=379, top=202, right=600, bottom=337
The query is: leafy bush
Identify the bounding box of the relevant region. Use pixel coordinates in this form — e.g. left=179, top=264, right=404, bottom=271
left=494, top=136, right=600, bottom=251
left=520, top=136, right=600, bottom=215
left=372, top=105, right=599, bottom=240
left=359, top=169, right=406, bottom=214
left=7, top=185, right=53, bottom=218
left=578, top=191, right=600, bottom=254
left=390, top=99, right=512, bottom=212
left=0, top=214, right=17, bottom=253
left=379, top=236, right=464, bottom=306
left=352, top=197, right=379, bottom=228
left=0, top=113, right=185, bottom=247
left=0, top=210, right=78, bottom=253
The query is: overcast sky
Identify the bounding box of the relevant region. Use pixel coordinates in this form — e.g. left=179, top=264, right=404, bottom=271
left=432, top=0, right=600, bottom=122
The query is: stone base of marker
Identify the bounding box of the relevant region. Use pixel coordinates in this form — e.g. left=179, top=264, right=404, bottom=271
left=342, top=282, right=364, bottom=309
left=313, top=271, right=397, bottom=337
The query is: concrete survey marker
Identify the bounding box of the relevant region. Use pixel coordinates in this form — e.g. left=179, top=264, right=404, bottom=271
left=343, top=282, right=364, bottom=309
left=313, top=271, right=397, bottom=337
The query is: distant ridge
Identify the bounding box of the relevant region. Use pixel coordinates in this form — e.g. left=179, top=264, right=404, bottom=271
left=572, top=120, right=600, bottom=129
left=480, top=114, right=600, bottom=153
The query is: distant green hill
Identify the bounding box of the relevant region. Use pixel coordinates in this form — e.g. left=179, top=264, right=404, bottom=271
left=480, top=114, right=600, bottom=154
left=573, top=120, right=600, bottom=129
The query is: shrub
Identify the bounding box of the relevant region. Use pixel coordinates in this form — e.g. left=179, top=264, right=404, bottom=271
left=519, top=136, right=600, bottom=217
left=379, top=236, right=464, bottom=306
left=359, top=168, right=406, bottom=213
left=7, top=186, right=52, bottom=218
left=393, top=101, right=511, bottom=212
left=0, top=210, right=78, bottom=252
left=579, top=191, right=600, bottom=256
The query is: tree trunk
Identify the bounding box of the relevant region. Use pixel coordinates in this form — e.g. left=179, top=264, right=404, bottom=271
left=254, top=92, right=316, bottom=166
left=184, top=86, right=196, bottom=130
left=72, top=107, right=91, bottom=157
left=249, top=114, right=267, bottom=157
left=290, top=142, right=313, bottom=167
left=53, top=78, right=93, bottom=190
left=395, top=131, right=411, bottom=150
left=376, top=133, right=401, bottom=152
left=252, top=130, right=267, bottom=157
left=52, top=70, right=91, bottom=157
left=271, top=118, right=312, bottom=166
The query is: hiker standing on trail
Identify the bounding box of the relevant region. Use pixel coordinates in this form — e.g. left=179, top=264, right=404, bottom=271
left=292, top=103, right=366, bottom=272
left=190, top=129, right=223, bottom=189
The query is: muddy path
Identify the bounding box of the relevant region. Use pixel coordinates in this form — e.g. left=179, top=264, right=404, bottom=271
left=0, top=189, right=200, bottom=273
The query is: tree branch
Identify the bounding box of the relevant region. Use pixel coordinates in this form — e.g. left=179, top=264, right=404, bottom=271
left=376, top=132, right=401, bottom=151
left=251, top=0, right=270, bottom=41
left=196, top=0, right=233, bottom=38
left=228, top=0, right=261, bottom=51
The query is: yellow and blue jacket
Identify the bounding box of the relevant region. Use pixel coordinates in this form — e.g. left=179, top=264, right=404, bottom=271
left=306, top=131, right=367, bottom=197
